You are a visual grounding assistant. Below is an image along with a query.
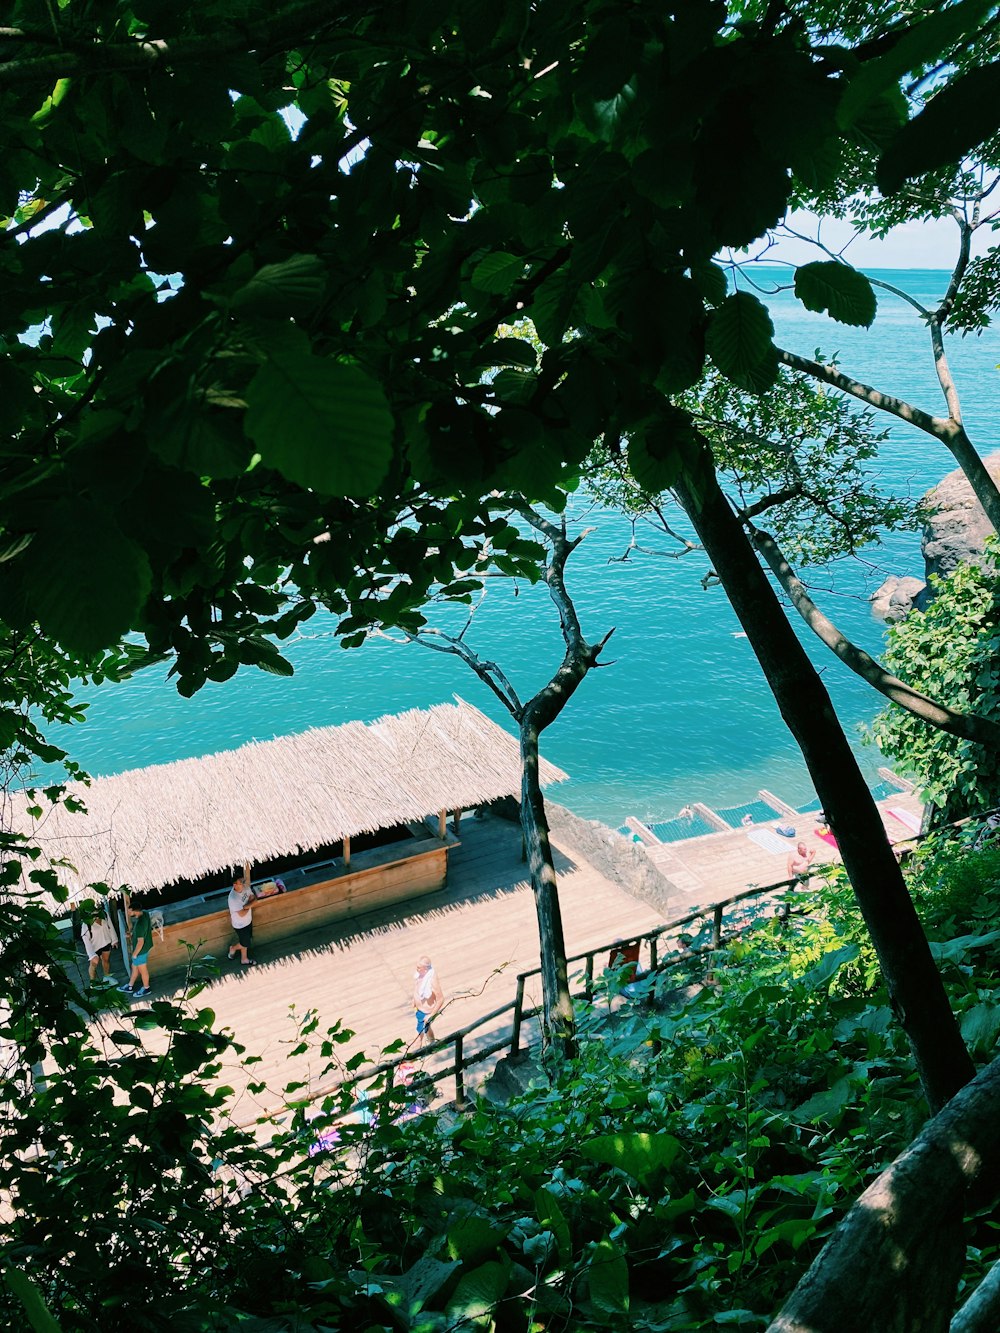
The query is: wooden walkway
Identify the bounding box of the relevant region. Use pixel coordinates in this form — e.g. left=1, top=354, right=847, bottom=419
left=81, top=814, right=666, bottom=1121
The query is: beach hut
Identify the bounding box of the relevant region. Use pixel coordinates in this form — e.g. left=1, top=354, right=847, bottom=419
left=11, top=698, right=567, bottom=976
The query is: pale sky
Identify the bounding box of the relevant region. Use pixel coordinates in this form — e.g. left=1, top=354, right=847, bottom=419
left=758, top=209, right=993, bottom=270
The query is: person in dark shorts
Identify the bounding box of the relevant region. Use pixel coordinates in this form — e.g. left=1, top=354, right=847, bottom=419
left=227, top=868, right=256, bottom=966
left=81, top=910, right=118, bottom=985
left=119, top=901, right=154, bottom=997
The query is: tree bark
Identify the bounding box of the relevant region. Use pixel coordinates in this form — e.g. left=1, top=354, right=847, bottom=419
left=769, top=1052, right=1000, bottom=1333
left=519, top=717, right=576, bottom=1059
left=674, top=465, right=974, bottom=1112
left=748, top=524, right=1000, bottom=749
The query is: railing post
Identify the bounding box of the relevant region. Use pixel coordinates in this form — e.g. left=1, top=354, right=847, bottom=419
left=454, top=1034, right=466, bottom=1109
left=584, top=954, right=594, bottom=1002
left=712, top=903, right=724, bottom=950
left=649, top=936, right=658, bottom=972
left=510, top=975, right=525, bottom=1057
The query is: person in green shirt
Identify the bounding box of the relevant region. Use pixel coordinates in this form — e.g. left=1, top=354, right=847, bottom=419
left=119, top=901, right=154, bottom=997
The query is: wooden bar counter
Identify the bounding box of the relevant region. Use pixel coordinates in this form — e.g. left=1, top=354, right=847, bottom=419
left=148, top=831, right=457, bottom=977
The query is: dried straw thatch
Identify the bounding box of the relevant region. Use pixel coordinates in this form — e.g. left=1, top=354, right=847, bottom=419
left=11, top=698, right=567, bottom=902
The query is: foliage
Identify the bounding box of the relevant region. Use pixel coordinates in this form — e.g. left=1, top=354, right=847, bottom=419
left=871, top=551, right=1000, bottom=816
left=5, top=835, right=1000, bottom=1331
left=587, top=364, right=907, bottom=567
left=0, top=0, right=936, bottom=687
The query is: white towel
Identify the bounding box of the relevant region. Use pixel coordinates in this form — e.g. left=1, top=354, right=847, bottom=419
left=746, top=828, right=790, bottom=855
left=415, top=966, right=436, bottom=1003
left=887, top=806, right=922, bottom=834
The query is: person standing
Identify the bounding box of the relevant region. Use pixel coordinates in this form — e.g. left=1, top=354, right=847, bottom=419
left=787, top=841, right=816, bottom=882
left=119, top=901, right=154, bottom=997
left=227, top=866, right=256, bottom=966
left=412, top=955, right=444, bottom=1049
left=81, top=908, right=118, bottom=985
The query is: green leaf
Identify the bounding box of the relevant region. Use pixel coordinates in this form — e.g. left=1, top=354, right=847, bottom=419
left=628, top=408, right=706, bottom=497
left=794, top=263, right=876, bottom=328
left=446, top=1260, right=508, bottom=1326
left=1, top=1266, right=62, bottom=1333
left=690, top=262, right=728, bottom=307
left=836, top=0, right=995, bottom=130
left=705, top=292, right=775, bottom=388
left=878, top=64, right=1000, bottom=193
left=231, top=254, right=326, bottom=318
left=581, top=1131, right=681, bottom=1184
left=475, top=338, right=537, bottom=369
left=470, top=251, right=525, bottom=295
left=20, top=500, right=152, bottom=656
left=802, top=943, right=860, bottom=990
left=245, top=337, right=393, bottom=496
left=796, top=1076, right=854, bottom=1124
left=447, top=1215, right=504, bottom=1265
left=960, top=1000, right=1000, bottom=1053
left=535, top=1186, right=571, bottom=1262
left=929, top=930, right=1000, bottom=964
left=587, top=1239, right=629, bottom=1316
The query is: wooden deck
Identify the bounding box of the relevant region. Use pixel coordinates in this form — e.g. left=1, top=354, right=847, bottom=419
left=80, top=814, right=666, bottom=1121
left=76, top=788, right=925, bottom=1122
left=641, top=789, right=925, bottom=909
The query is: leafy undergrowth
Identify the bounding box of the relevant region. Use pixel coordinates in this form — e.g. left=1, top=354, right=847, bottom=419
left=4, top=833, right=1000, bottom=1331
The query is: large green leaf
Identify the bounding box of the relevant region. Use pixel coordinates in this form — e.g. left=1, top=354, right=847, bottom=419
left=628, top=408, right=706, bottom=497
left=231, top=254, right=326, bottom=318
left=960, top=999, right=1000, bottom=1053
left=877, top=63, right=1000, bottom=193
left=21, top=500, right=152, bottom=656
left=1, top=1266, right=61, bottom=1333
left=470, top=251, right=525, bottom=295
left=794, top=262, right=876, bottom=328
left=581, top=1131, right=681, bottom=1184
left=587, top=1239, right=629, bottom=1316
left=705, top=291, right=775, bottom=387
left=245, top=341, right=393, bottom=496
left=445, top=1260, right=508, bottom=1326
left=836, top=0, right=995, bottom=130
left=802, top=943, right=860, bottom=990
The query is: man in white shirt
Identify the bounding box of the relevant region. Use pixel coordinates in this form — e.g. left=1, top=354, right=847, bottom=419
left=227, top=867, right=256, bottom=966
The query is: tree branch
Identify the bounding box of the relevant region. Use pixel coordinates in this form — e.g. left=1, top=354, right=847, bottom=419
left=748, top=524, right=1000, bottom=750
left=775, top=346, right=951, bottom=438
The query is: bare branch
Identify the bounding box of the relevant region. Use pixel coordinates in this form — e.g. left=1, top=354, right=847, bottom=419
left=749, top=524, right=1000, bottom=749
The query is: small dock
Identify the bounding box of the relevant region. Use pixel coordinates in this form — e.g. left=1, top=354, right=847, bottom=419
left=627, top=772, right=923, bottom=910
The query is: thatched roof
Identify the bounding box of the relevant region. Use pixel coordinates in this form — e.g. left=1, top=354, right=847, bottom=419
left=10, top=698, right=567, bottom=901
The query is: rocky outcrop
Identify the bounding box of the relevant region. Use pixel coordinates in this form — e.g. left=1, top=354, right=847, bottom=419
left=921, top=453, right=1000, bottom=581
left=545, top=800, right=681, bottom=915
left=870, top=453, right=1000, bottom=621
left=869, top=575, right=927, bottom=623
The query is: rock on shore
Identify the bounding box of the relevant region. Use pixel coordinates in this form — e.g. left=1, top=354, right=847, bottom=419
left=871, top=452, right=1000, bottom=621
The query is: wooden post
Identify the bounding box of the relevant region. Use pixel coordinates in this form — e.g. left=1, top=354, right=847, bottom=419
left=438, top=809, right=447, bottom=839
left=510, top=975, right=526, bottom=1056
left=712, top=903, right=724, bottom=950
left=452, top=808, right=462, bottom=833
left=649, top=936, right=658, bottom=972
left=454, top=1033, right=465, bottom=1109
left=584, top=954, right=594, bottom=1002
left=343, top=836, right=351, bottom=869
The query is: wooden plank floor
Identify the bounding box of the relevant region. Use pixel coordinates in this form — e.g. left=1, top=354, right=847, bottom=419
left=645, top=790, right=925, bottom=909
left=82, top=814, right=665, bottom=1122
left=77, top=790, right=924, bottom=1121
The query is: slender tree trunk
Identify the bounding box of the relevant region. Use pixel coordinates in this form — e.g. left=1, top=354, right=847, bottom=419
left=675, top=466, right=974, bottom=1112
left=520, top=715, right=576, bottom=1059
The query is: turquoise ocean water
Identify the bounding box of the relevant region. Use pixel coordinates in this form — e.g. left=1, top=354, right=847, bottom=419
left=50, top=270, right=1000, bottom=825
